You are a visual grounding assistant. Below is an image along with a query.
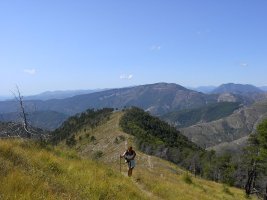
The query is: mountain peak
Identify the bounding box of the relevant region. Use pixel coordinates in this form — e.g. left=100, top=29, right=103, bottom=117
left=142, top=82, right=189, bottom=90
left=212, top=83, right=263, bottom=94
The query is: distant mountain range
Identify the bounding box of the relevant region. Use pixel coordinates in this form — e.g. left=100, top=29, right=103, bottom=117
left=23, top=89, right=107, bottom=100
left=1, top=83, right=266, bottom=101
left=0, top=82, right=266, bottom=132
left=0, top=83, right=219, bottom=116
left=0, top=96, right=11, bottom=101
left=0, top=111, right=68, bottom=131
left=0, top=89, right=107, bottom=102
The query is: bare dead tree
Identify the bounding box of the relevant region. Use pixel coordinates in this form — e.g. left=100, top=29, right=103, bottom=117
left=11, top=85, right=31, bottom=138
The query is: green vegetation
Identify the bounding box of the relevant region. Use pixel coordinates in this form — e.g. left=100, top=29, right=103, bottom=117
left=119, top=107, right=248, bottom=187
left=182, top=173, right=193, bottom=184
left=162, top=102, right=241, bottom=128
left=93, top=150, right=104, bottom=159
left=244, top=119, right=267, bottom=196
left=66, top=135, right=77, bottom=147
left=120, top=107, right=204, bottom=166
left=50, top=108, right=114, bottom=144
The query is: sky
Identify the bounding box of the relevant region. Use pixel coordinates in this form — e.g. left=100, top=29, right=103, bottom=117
left=0, top=0, right=267, bottom=95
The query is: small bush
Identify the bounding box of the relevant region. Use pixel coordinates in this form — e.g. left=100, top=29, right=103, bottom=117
left=93, top=151, right=103, bottom=159
left=66, top=135, right=76, bottom=147
left=90, top=136, right=96, bottom=142
left=182, top=173, right=193, bottom=184
left=118, top=135, right=126, bottom=141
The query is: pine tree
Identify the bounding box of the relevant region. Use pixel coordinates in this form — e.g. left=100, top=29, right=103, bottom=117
left=244, top=119, right=267, bottom=196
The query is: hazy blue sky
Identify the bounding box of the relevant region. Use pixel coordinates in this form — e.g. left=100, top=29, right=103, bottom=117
left=0, top=0, right=266, bottom=95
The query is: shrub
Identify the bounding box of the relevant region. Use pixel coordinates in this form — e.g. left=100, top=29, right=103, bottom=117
left=182, top=173, right=193, bottom=184
left=90, top=136, right=96, bottom=142
left=93, top=151, right=103, bottom=159
left=66, top=135, right=76, bottom=147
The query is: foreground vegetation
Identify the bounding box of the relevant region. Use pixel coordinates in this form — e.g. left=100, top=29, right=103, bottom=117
left=0, top=139, right=146, bottom=200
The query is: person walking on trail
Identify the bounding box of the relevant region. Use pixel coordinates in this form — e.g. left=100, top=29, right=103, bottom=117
left=120, top=146, right=136, bottom=177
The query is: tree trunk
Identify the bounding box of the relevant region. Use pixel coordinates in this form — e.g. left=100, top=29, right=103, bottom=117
left=245, top=160, right=256, bottom=196
left=13, top=86, right=31, bottom=138
left=264, top=183, right=267, bottom=200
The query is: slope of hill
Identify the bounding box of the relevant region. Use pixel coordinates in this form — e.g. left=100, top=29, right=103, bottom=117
left=181, top=101, right=267, bottom=148
left=0, top=139, right=147, bottom=200
left=0, top=122, right=46, bottom=138
left=53, top=110, right=251, bottom=200
left=161, top=102, right=241, bottom=128
left=207, top=136, right=249, bottom=155
left=119, top=107, right=202, bottom=166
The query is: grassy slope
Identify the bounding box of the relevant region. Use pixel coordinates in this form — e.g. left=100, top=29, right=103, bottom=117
left=0, top=139, right=147, bottom=200
left=59, top=112, right=254, bottom=200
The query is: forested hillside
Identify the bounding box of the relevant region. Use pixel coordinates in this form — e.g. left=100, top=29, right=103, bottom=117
left=120, top=107, right=202, bottom=165
left=181, top=101, right=267, bottom=148
left=162, top=102, right=241, bottom=128
left=50, top=108, right=114, bottom=144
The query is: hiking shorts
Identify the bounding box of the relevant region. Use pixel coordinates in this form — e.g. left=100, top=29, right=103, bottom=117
left=128, top=160, right=135, bottom=169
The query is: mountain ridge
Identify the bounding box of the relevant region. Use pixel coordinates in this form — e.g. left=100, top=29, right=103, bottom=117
left=211, top=83, right=263, bottom=94
left=0, top=83, right=218, bottom=116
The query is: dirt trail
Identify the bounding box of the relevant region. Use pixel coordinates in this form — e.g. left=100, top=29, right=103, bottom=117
left=121, top=172, right=162, bottom=200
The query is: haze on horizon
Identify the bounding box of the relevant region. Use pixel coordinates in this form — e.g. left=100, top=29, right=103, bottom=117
left=0, top=0, right=266, bottom=96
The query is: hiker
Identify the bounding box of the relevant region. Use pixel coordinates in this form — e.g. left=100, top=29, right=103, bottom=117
left=120, top=146, right=136, bottom=177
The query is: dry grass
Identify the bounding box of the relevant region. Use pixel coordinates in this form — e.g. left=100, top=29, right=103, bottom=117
left=0, top=139, right=148, bottom=200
